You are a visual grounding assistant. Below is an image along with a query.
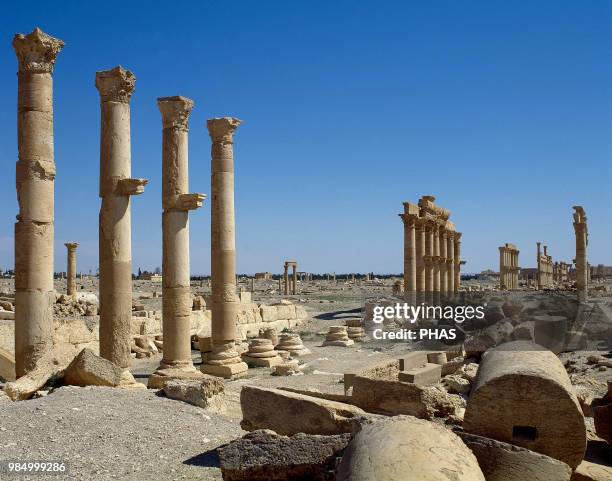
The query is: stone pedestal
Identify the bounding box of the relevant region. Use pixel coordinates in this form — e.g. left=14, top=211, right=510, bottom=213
left=96, top=66, right=147, bottom=384
left=149, top=96, right=206, bottom=389
left=13, top=28, right=64, bottom=377
left=241, top=339, right=282, bottom=367
left=347, top=326, right=366, bottom=342
left=201, top=117, right=248, bottom=379
left=275, top=333, right=311, bottom=356
left=322, top=326, right=354, bottom=347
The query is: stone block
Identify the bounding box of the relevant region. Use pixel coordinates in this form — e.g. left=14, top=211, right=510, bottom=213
left=260, top=305, right=278, bottom=322
left=0, top=311, right=15, bottom=320
left=162, top=377, right=224, bottom=408
left=240, top=386, right=367, bottom=435
left=398, top=363, right=441, bottom=386
left=242, top=354, right=282, bottom=368
left=458, top=432, right=571, bottom=481
left=218, top=430, right=350, bottom=481
left=201, top=361, right=248, bottom=380
left=63, top=348, right=122, bottom=387
left=571, top=460, right=612, bottom=481
left=0, top=347, right=16, bottom=381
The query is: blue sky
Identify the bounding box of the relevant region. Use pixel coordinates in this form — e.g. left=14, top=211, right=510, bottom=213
left=1, top=0, right=611, bottom=275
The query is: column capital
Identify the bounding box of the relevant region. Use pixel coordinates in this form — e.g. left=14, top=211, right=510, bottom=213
left=166, top=193, right=206, bottom=211
left=13, top=28, right=64, bottom=74
left=399, top=213, right=418, bottom=226
left=64, top=242, right=78, bottom=251
left=158, top=96, right=194, bottom=131
left=454, top=232, right=462, bottom=241
left=207, top=117, right=242, bottom=143
left=95, top=66, right=136, bottom=103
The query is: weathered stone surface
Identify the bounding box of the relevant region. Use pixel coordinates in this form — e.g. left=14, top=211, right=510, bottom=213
left=351, top=375, right=463, bottom=419
left=337, top=416, right=485, bottom=481
left=571, top=460, right=612, bottom=481
left=0, top=347, right=16, bottom=381
left=443, top=374, right=471, bottom=394
left=464, top=341, right=586, bottom=468
left=4, top=344, right=79, bottom=400
left=64, top=348, right=122, bottom=387
left=458, top=432, right=571, bottom=481
left=218, top=430, right=350, bottom=481
left=162, top=377, right=224, bottom=408
left=398, top=363, right=441, bottom=385
left=240, top=386, right=366, bottom=435
left=593, top=403, right=612, bottom=444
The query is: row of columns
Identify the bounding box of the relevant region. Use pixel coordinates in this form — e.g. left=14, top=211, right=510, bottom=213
left=536, top=242, right=554, bottom=288
left=401, top=211, right=461, bottom=303
left=498, top=244, right=519, bottom=290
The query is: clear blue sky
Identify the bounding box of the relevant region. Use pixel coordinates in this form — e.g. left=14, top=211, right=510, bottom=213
left=1, top=0, right=611, bottom=275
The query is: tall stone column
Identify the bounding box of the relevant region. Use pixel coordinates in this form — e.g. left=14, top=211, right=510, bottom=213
left=401, top=214, right=416, bottom=304
left=13, top=29, right=64, bottom=377
left=149, top=96, right=206, bottom=388
left=440, top=228, right=447, bottom=296
left=536, top=242, right=542, bottom=289
left=454, top=233, right=462, bottom=293
left=96, top=66, right=148, bottom=379
left=573, top=206, right=588, bottom=301
left=65, top=243, right=78, bottom=297
left=433, top=224, right=441, bottom=304
left=424, top=222, right=434, bottom=303
left=446, top=232, right=454, bottom=295
left=201, top=117, right=248, bottom=379
left=415, top=219, right=426, bottom=303
left=292, top=264, right=297, bottom=295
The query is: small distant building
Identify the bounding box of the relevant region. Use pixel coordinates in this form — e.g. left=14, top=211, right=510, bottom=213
left=254, top=272, right=272, bottom=280
left=140, top=273, right=162, bottom=282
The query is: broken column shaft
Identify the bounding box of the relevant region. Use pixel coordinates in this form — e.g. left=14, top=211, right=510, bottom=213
left=96, top=66, right=147, bottom=371
left=13, top=28, right=64, bottom=377
left=65, top=243, right=78, bottom=296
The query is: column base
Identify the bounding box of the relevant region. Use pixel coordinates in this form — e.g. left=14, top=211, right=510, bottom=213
left=201, top=361, right=248, bottom=379
left=322, top=339, right=354, bottom=347
left=241, top=354, right=282, bottom=368
left=148, top=364, right=206, bottom=389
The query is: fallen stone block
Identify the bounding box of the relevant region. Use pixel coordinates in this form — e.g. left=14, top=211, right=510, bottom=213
left=218, top=430, right=350, bottom=481
left=464, top=341, right=586, bottom=468
left=63, top=348, right=123, bottom=387
left=4, top=344, right=80, bottom=401
left=398, top=363, right=441, bottom=386
left=458, top=432, right=571, bottom=481
left=0, top=311, right=15, bottom=320
left=162, top=377, right=224, bottom=408
left=351, top=375, right=463, bottom=419
left=240, top=386, right=366, bottom=435
left=398, top=351, right=428, bottom=371
left=337, top=416, right=485, bottom=481
left=571, top=460, right=612, bottom=481
left=0, top=347, right=16, bottom=381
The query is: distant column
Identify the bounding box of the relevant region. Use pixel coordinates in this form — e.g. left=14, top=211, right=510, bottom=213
left=573, top=206, right=588, bottom=301
left=415, top=219, right=426, bottom=303
left=149, top=96, right=206, bottom=388
left=292, top=264, right=297, bottom=295
left=424, top=222, right=434, bottom=303
left=433, top=224, right=441, bottom=304
left=401, top=214, right=417, bottom=303
left=283, top=263, right=289, bottom=295
left=96, top=66, right=148, bottom=375
left=13, top=28, right=64, bottom=376
left=201, top=117, right=248, bottom=379
left=65, top=243, right=78, bottom=297
left=440, top=228, right=447, bottom=296
left=536, top=242, right=542, bottom=289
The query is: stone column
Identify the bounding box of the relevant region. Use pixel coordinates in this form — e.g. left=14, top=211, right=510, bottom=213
left=149, top=96, right=206, bottom=388
left=283, top=263, right=289, bottom=295
left=401, top=214, right=417, bottom=304
left=13, top=29, right=64, bottom=377
left=573, top=206, right=588, bottom=301
left=454, top=233, right=462, bottom=293
left=96, top=66, right=148, bottom=378
left=499, top=247, right=505, bottom=289
left=424, top=222, right=434, bottom=303
left=446, top=232, right=454, bottom=295
left=440, top=228, right=447, bottom=297
left=201, top=117, right=248, bottom=379
left=536, top=242, right=542, bottom=289
left=415, top=219, right=426, bottom=303
left=292, top=264, right=297, bottom=295
left=433, top=224, right=441, bottom=304
left=65, top=243, right=78, bottom=297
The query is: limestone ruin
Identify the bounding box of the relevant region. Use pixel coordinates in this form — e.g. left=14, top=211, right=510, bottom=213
left=499, top=243, right=519, bottom=290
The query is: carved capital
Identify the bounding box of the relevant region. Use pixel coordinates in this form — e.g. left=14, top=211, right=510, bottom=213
left=13, top=28, right=64, bottom=73
left=207, top=117, right=242, bottom=143
left=166, top=193, right=206, bottom=211
left=96, top=66, right=136, bottom=103
left=158, top=96, right=194, bottom=131
left=64, top=242, right=78, bottom=251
